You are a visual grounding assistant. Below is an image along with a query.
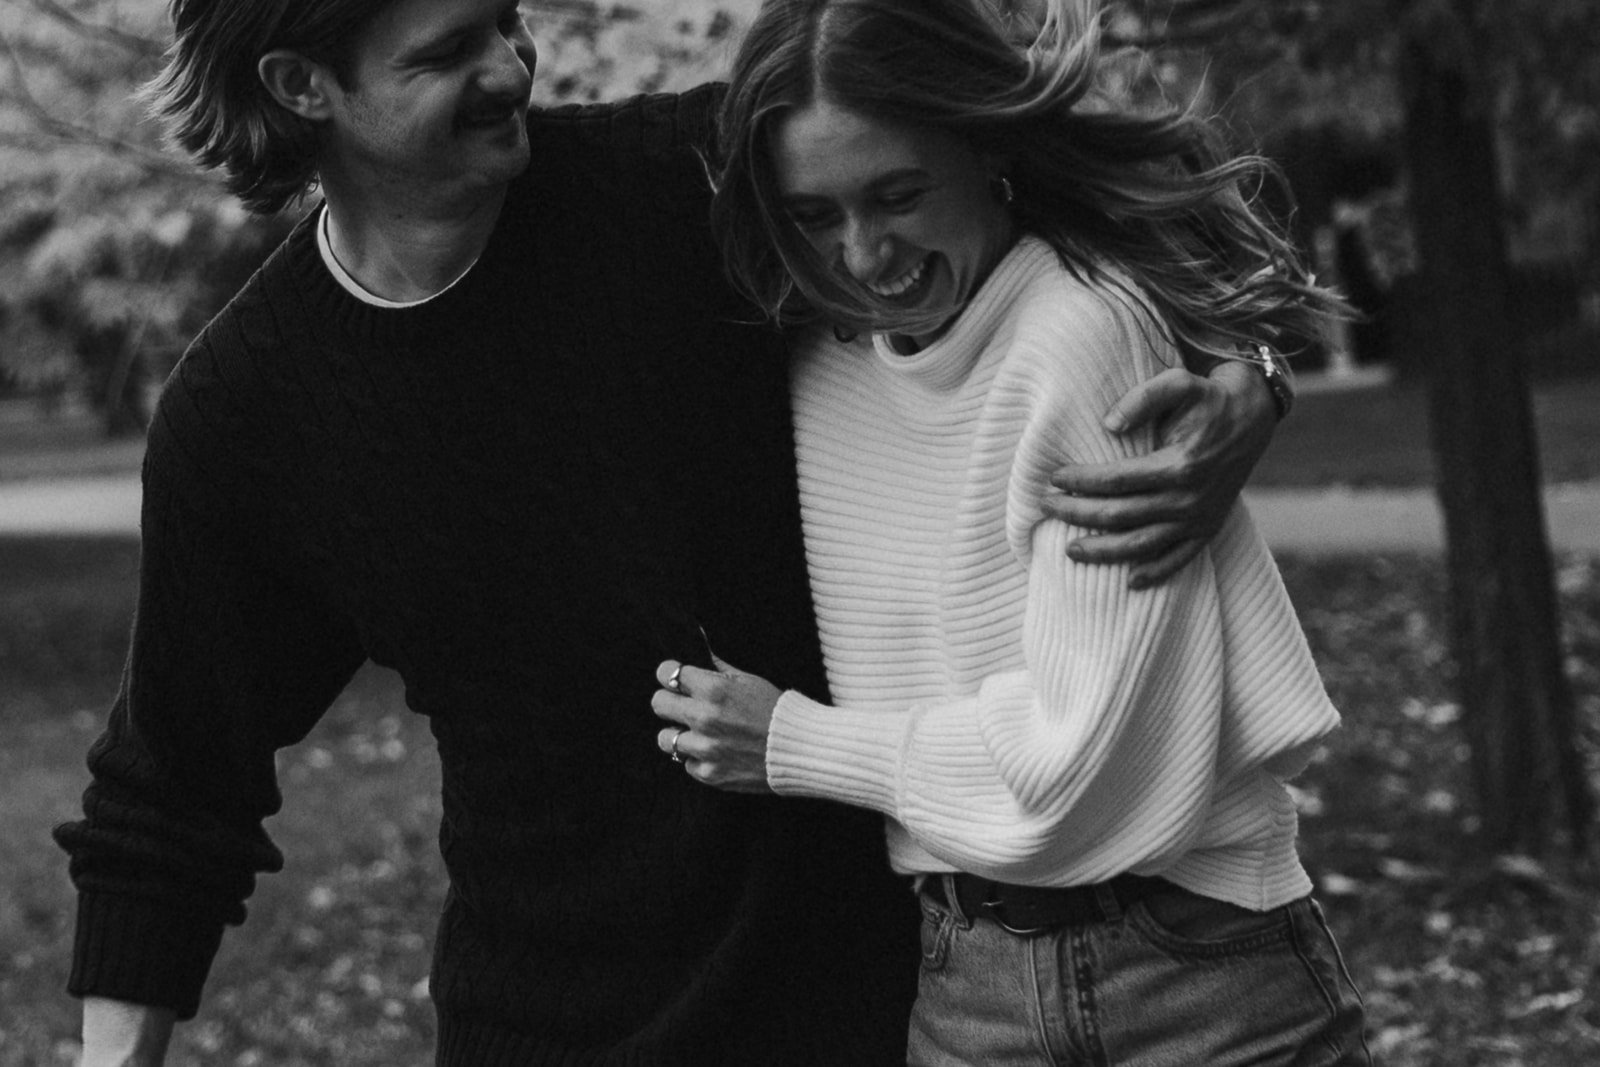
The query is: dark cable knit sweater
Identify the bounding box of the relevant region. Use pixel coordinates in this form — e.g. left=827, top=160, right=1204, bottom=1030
left=54, top=87, right=918, bottom=1065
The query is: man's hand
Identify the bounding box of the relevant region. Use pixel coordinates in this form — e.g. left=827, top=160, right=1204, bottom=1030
left=1046, top=359, right=1277, bottom=589
left=80, top=997, right=176, bottom=1067
left=652, top=659, right=782, bottom=793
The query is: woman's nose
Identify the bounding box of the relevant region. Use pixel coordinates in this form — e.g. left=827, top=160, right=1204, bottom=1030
left=838, top=221, right=891, bottom=284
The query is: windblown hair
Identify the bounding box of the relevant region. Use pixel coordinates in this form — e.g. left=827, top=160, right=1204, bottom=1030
left=711, top=0, right=1343, bottom=361
left=145, top=0, right=394, bottom=215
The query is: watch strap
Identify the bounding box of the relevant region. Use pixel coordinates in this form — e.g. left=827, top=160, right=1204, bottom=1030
left=1251, top=344, right=1295, bottom=421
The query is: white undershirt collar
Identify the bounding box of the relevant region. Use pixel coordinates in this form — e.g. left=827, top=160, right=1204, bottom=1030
left=316, top=204, right=479, bottom=309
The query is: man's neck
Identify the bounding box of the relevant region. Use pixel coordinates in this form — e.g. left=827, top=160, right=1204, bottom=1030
left=319, top=179, right=507, bottom=304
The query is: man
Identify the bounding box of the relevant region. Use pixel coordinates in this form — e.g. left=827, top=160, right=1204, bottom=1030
left=57, top=1, right=1285, bottom=1063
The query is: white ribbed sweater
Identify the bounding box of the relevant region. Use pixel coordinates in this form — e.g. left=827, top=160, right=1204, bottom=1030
left=771, top=238, right=1340, bottom=911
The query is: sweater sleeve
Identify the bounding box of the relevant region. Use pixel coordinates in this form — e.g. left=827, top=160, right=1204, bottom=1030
left=767, top=283, right=1232, bottom=884
left=53, top=355, right=366, bottom=1019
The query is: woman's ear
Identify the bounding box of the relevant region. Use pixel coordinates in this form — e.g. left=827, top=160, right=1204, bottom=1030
left=987, top=161, right=1016, bottom=206
left=980, top=151, right=1015, bottom=201
left=258, top=50, right=337, bottom=121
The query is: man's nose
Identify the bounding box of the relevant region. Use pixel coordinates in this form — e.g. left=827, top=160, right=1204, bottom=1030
left=482, top=28, right=536, bottom=102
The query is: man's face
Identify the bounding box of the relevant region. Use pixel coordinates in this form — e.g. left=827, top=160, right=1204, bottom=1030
left=324, top=0, right=537, bottom=208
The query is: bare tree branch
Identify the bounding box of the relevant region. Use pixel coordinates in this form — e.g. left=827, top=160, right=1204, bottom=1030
left=0, top=29, right=209, bottom=184
left=17, top=0, right=167, bottom=61
left=0, top=128, right=217, bottom=184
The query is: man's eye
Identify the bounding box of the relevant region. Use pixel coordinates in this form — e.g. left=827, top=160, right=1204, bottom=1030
left=420, top=41, right=469, bottom=66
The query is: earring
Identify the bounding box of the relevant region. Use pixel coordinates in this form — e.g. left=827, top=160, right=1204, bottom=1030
left=992, top=175, right=1014, bottom=206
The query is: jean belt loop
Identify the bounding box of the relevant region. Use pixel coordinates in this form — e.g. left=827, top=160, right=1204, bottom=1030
left=943, top=874, right=973, bottom=927
left=1093, top=882, right=1124, bottom=922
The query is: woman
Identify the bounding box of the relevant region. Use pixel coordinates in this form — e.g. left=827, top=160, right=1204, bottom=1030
left=653, top=0, right=1371, bottom=1062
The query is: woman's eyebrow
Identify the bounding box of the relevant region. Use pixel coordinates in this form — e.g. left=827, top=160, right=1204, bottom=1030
left=867, top=167, right=934, bottom=188
left=780, top=168, right=936, bottom=202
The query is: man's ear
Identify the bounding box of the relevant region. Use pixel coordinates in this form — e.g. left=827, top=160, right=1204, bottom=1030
left=258, top=50, right=338, bottom=121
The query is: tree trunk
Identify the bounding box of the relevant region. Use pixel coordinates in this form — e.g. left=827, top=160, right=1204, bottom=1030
left=1397, top=5, right=1591, bottom=855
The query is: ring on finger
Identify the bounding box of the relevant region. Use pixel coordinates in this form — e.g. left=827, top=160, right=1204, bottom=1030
left=669, top=726, right=686, bottom=764
left=666, top=664, right=685, bottom=693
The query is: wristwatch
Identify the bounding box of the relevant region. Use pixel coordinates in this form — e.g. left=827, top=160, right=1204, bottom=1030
left=1250, top=343, right=1295, bottom=421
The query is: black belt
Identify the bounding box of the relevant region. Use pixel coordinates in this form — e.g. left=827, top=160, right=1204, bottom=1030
left=925, top=872, right=1175, bottom=935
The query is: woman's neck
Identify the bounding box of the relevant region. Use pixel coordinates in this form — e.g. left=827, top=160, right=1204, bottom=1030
left=885, top=224, right=1021, bottom=356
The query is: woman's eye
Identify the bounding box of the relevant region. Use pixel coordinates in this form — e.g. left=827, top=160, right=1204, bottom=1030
left=787, top=211, right=836, bottom=233
left=880, top=190, right=926, bottom=212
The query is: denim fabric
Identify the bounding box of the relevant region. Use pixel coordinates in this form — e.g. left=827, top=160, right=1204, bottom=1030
left=907, top=876, right=1373, bottom=1066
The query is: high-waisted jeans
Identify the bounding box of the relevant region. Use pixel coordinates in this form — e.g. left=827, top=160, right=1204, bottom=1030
left=908, top=875, right=1373, bottom=1066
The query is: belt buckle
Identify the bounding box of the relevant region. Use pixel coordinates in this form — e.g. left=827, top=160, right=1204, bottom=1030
left=979, top=899, right=1051, bottom=937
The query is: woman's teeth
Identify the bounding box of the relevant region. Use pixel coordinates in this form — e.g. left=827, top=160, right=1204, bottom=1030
left=871, top=258, right=928, bottom=298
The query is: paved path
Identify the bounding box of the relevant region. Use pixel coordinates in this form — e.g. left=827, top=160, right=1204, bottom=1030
left=0, top=475, right=144, bottom=536
left=1243, top=482, right=1600, bottom=556
left=3, top=472, right=1600, bottom=555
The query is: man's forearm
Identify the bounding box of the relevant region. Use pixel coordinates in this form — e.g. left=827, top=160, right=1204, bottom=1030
left=81, top=997, right=176, bottom=1067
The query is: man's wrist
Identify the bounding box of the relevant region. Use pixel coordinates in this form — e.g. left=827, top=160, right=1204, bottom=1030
left=1245, top=343, right=1295, bottom=420
left=82, top=997, right=176, bottom=1067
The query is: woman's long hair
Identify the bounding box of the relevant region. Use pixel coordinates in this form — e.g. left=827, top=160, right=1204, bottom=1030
left=711, top=0, right=1343, bottom=361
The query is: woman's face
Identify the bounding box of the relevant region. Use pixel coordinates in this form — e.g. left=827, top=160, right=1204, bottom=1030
left=771, top=98, right=1014, bottom=350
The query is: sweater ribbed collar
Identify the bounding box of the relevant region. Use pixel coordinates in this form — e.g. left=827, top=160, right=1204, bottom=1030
left=869, top=236, right=1056, bottom=393
left=277, top=195, right=519, bottom=352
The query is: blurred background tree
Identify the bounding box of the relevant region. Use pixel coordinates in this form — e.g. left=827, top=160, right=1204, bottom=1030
left=1105, top=0, right=1599, bottom=856
left=0, top=0, right=763, bottom=435
left=0, top=0, right=268, bottom=436
left=3, top=0, right=1595, bottom=853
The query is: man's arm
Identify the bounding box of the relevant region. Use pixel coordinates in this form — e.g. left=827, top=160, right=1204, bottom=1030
left=55, top=371, right=366, bottom=1027
left=1044, top=358, right=1279, bottom=588
left=80, top=998, right=175, bottom=1067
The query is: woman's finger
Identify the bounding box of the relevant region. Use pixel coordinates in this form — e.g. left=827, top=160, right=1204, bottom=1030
left=657, top=725, right=697, bottom=763
left=650, top=687, right=688, bottom=722
left=655, top=659, right=689, bottom=694
left=657, top=660, right=726, bottom=699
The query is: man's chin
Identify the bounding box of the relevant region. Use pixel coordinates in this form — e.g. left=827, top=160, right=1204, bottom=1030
left=462, top=130, right=531, bottom=182
left=499, top=139, right=532, bottom=179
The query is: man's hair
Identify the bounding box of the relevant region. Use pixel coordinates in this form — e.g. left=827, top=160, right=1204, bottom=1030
left=147, top=0, right=396, bottom=214
left=711, top=0, right=1343, bottom=361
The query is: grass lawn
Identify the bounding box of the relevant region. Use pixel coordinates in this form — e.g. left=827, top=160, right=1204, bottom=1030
left=2, top=535, right=1599, bottom=1064
left=1250, top=375, right=1600, bottom=489
left=0, top=537, right=443, bottom=1067
left=0, top=405, right=147, bottom=483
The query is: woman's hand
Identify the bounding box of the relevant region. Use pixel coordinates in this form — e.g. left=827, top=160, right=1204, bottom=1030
left=652, top=659, right=783, bottom=793
left=1044, top=360, right=1276, bottom=589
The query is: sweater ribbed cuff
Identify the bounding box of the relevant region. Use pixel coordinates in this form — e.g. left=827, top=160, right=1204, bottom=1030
left=767, top=691, right=906, bottom=817
left=68, top=892, right=226, bottom=1021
